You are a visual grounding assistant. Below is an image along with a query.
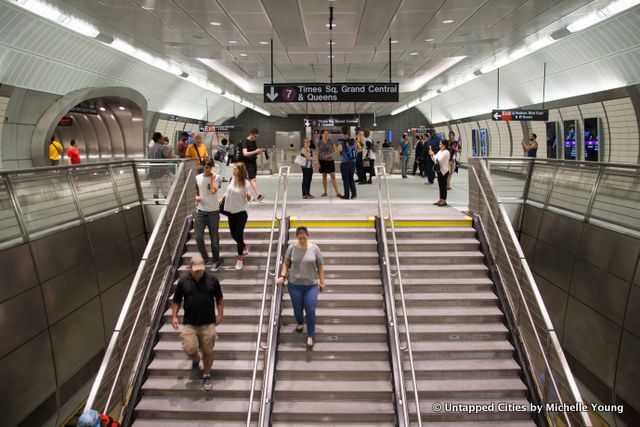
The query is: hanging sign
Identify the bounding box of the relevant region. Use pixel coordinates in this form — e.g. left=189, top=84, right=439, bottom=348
left=199, top=125, right=238, bottom=132
left=264, top=83, right=399, bottom=103
left=492, top=109, right=549, bottom=121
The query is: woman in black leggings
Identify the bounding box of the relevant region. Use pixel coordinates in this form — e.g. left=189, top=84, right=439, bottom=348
left=222, top=163, right=253, bottom=269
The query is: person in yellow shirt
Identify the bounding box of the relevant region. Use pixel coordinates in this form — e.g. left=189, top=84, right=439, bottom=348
left=185, top=133, right=209, bottom=172
left=49, top=136, right=63, bottom=166
left=355, top=129, right=366, bottom=183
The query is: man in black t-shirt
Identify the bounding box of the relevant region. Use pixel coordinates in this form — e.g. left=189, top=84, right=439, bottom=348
left=240, top=127, right=265, bottom=201
left=172, top=255, right=224, bottom=391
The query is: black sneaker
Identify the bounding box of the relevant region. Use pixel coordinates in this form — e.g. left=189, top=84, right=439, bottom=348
left=203, top=375, right=212, bottom=391
left=210, top=260, right=223, bottom=272
left=257, top=194, right=264, bottom=202
left=351, top=195, right=357, bottom=200
left=340, top=195, right=350, bottom=200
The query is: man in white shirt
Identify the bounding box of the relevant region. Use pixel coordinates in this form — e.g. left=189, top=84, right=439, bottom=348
left=195, top=158, right=223, bottom=271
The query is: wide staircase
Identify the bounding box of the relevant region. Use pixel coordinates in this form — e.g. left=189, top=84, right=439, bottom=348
left=271, top=226, right=397, bottom=426
left=391, top=225, right=536, bottom=426
left=133, top=225, right=275, bottom=426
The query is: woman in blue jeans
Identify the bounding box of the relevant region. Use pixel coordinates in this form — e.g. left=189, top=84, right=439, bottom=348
left=276, top=227, right=325, bottom=350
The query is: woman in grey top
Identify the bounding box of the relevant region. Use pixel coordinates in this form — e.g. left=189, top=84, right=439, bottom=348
left=276, top=227, right=325, bottom=350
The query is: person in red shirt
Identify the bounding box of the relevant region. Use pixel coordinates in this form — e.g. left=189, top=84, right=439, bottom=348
left=176, top=131, right=189, bottom=158
left=67, top=139, right=81, bottom=164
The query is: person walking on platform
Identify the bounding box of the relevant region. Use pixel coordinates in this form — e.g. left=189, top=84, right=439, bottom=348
left=277, top=226, right=325, bottom=350
left=67, top=139, right=81, bottom=165
left=398, top=133, right=411, bottom=178
left=226, top=140, right=236, bottom=165
left=355, top=129, right=366, bottom=184
left=424, top=132, right=439, bottom=185
left=429, top=140, right=451, bottom=207
left=338, top=125, right=357, bottom=199
left=413, top=135, right=426, bottom=177
left=49, top=136, right=63, bottom=166
left=148, top=132, right=172, bottom=199
left=214, top=138, right=229, bottom=181
left=222, top=162, right=253, bottom=270
left=239, top=128, right=265, bottom=202
left=171, top=254, right=224, bottom=391
left=447, top=131, right=461, bottom=190
left=176, top=131, right=188, bottom=158
left=300, top=138, right=316, bottom=199
left=186, top=133, right=208, bottom=173
left=195, top=158, right=223, bottom=271
left=522, top=133, right=538, bottom=158
left=317, top=129, right=342, bottom=198
left=364, top=135, right=376, bottom=184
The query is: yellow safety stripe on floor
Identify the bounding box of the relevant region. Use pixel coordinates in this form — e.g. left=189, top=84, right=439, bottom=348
left=219, top=219, right=279, bottom=228
left=385, top=216, right=473, bottom=227
left=290, top=217, right=376, bottom=228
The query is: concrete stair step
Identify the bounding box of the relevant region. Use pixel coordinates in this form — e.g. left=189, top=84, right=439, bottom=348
left=388, top=238, right=480, bottom=251
left=276, top=360, right=392, bottom=380
left=153, top=340, right=257, bottom=359
left=320, top=264, right=381, bottom=279
left=141, top=376, right=261, bottom=398
left=289, top=239, right=378, bottom=251
left=395, top=277, right=494, bottom=292
left=409, top=359, right=522, bottom=379
left=282, top=293, right=382, bottom=308
left=398, top=306, right=504, bottom=323
left=406, top=378, right=529, bottom=399
left=281, top=307, right=386, bottom=324
left=147, top=358, right=262, bottom=378
left=167, top=307, right=268, bottom=322
left=182, top=250, right=276, bottom=261
left=390, top=264, right=488, bottom=279
left=177, top=264, right=274, bottom=279
left=189, top=228, right=274, bottom=239
left=311, top=251, right=379, bottom=265
left=398, top=323, right=510, bottom=340
left=278, top=323, right=387, bottom=342
left=289, top=227, right=375, bottom=239
left=135, top=396, right=256, bottom=421
left=274, top=379, right=392, bottom=400
left=406, top=340, right=515, bottom=359
left=158, top=323, right=267, bottom=341
left=398, top=292, right=498, bottom=307
left=277, top=341, right=389, bottom=360
left=388, top=227, right=477, bottom=238
left=271, top=400, right=395, bottom=423
left=394, top=251, right=486, bottom=265
left=405, top=399, right=534, bottom=422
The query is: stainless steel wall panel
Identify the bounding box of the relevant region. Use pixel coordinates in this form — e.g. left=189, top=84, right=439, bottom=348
left=624, top=284, right=640, bottom=337
left=519, top=233, right=537, bottom=261
left=538, top=210, right=582, bottom=254
left=533, top=273, right=568, bottom=342
left=88, top=114, right=112, bottom=159
left=41, top=260, right=99, bottom=325
left=571, top=260, right=630, bottom=325
left=31, top=224, right=92, bottom=282
left=102, top=112, right=126, bottom=158
left=72, top=113, right=99, bottom=161
left=123, top=205, right=144, bottom=238
left=95, top=242, right=134, bottom=292
left=111, top=165, right=138, bottom=204
left=564, top=297, right=621, bottom=387
left=532, top=240, right=574, bottom=292
left=130, top=234, right=147, bottom=262
left=527, top=164, right=556, bottom=204
left=0, top=179, right=23, bottom=243
left=521, top=204, right=543, bottom=238
left=0, top=243, right=38, bottom=302
left=98, top=112, right=123, bottom=158
left=86, top=212, right=128, bottom=255
left=0, top=331, right=56, bottom=427
left=100, top=272, right=134, bottom=340
left=590, top=171, right=640, bottom=231
left=71, top=169, right=119, bottom=217
left=615, top=331, right=640, bottom=413
left=50, top=297, right=105, bottom=384
left=113, top=107, right=144, bottom=158
left=579, top=223, right=640, bottom=282
left=0, top=287, right=47, bottom=358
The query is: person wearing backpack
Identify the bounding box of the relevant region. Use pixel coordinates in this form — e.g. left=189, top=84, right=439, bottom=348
left=337, top=125, right=357, bottom=200
left=49, top=136, right=63, bottom=166
left=214, top=138, right=229, bottom=181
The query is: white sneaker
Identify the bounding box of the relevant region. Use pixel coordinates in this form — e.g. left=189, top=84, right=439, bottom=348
left=235, top=258, right=243, bottom=270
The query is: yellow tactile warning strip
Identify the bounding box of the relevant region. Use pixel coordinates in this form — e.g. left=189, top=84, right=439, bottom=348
left=290, top=217, right=376, bottom=228
left=387, top=216, right=473, bottom=227
left=287, top=216, right=473, bottom=228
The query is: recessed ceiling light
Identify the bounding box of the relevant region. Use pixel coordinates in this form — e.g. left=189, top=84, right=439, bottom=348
left=425, top=38, right=434, bottom=42
left=410, top=52, right=418, bottom=56
left=210, top=21, right=221, bottom=26
left=327, top=41, right=335, bottom=45
left=328, top=55, right=335, bottom=58
left=118, top=106, right=126, bottom=111
left=390, top=40, right=399, bottom=44
left=228, top=40, right=238, bottom=44
left=141, top=6, right=154, bottom=10
left=443, top=19, right=454, bottom=24
left=259, top=41, right=269, bottom=45
left=99, top=106, right=106, bottom=112
left=239, top=53, right=248, bottom=57
left=325, top=23, right=336, bottom=28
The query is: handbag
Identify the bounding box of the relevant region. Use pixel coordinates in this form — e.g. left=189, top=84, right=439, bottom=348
left=433, top=160, right=441, bottom=173
left=219, top=196, right=230, bottom=216
left=294, top=154, right=307, bottom=167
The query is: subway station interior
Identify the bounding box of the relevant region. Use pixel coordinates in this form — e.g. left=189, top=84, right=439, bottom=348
left=1, top=0, right=639, bottom=426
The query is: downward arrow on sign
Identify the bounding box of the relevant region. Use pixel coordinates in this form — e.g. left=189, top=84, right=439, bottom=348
left=266, top=87, right=278, bottom=101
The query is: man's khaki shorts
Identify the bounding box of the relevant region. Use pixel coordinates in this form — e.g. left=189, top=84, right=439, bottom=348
left=181, top=324, right=216, bottom=355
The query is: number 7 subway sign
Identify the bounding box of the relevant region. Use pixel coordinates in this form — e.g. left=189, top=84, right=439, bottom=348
left=263, top=83, right=399, bottom=103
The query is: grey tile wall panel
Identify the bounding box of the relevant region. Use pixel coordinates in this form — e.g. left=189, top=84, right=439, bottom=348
left=519, top=232, right=537, bottom=261
left=0, top=243, right=38, bottom=302
left=564, top=297, right=621, bottom=387
left=615, top=331, right=640, bottom=415
left=49, top=297, right=105, bottom=384
left=95, top=242, right=134, bottom=292
left=1, top=331, right=56, bottom=427
left=571, top=260, right=630, bottom=325
left=533, top=273, right=568, bottom=342
left=521, top=204, right=543, bottom=238
left=41, top=260, right=99, bottom=325
left=0, top=287, right=48, bottom=358
left=634, top=263, right=640, bottom=287
left=123, top=205, right=145, bottom=238
left=100, top=272, right=134, bottom=341
left=579, top=223, right=640, bottom=282
left=533, top=240, right=574, bottom=292
left=130, top=234, right=147, bottom=262
left=86, top=212, right=128, bottom=255
left=538, top=210, right=582, bottom=254
left=624, top=284, right=640, bottom=337
left=30, top=225, right=92, bottom=282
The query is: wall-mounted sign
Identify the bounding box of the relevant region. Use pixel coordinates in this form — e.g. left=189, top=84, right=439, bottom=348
left=305, top=117, right=360, bottom=127
left=408, top=127, right=431, bottom=134
left=199, top=125, right=238, bottom=132
left=265, top=83, right=399, bottom=103
left=169, top=115, right=179, bottom=121
left=492, top=109, right=549, bottom=121
left=70, top=106, right=99, bottom=115
left=58, top=116, right=73, bottom=126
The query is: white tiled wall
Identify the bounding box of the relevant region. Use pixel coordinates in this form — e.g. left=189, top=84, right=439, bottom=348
left=496, top=121, right=510, bottom=156
left=602, top=98, right=638, bottom=163
left=0, top=96, right=9, bottom=167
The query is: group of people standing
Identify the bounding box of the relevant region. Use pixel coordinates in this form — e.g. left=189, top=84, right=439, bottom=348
left=48, top=136, right=82, bottom=165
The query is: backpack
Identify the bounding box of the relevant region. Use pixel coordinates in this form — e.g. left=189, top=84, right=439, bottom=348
left=342, top=138, right=356, bottom=160
left=214, top=146, right=226, bottom=162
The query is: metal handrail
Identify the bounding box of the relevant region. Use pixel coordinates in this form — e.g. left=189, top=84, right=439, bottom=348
left=246, top=166, right=291, bottom=427
left=84, top=159, right=196, bottom=417
left=374, top=165, right=422, bottom=427
left=468, top=158, right=591, bottom=426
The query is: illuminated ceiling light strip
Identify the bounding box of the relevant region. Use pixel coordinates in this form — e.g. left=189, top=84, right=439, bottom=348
left=401, top=56, right=466, bottom=92
left=567, top=0, right=640, bottom=32
left=196, top=58, right=262, bottom=93
left=11, top=0, right=99, bottom=37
